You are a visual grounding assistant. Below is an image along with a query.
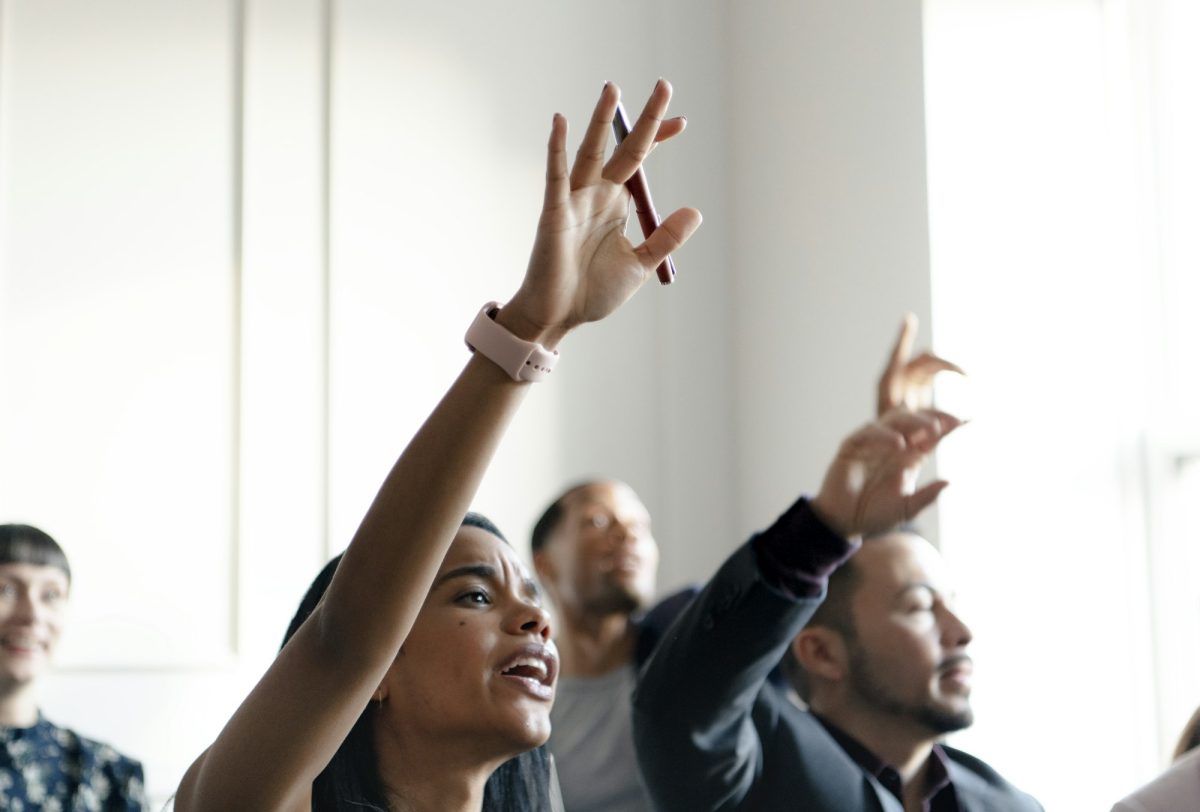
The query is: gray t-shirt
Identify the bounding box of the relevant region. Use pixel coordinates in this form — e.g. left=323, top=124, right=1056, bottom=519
left=547, top=665, right=653, bottom=812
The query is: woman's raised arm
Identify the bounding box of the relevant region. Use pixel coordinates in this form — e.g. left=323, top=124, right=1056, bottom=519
left=174, top=79, right=700, bottom=812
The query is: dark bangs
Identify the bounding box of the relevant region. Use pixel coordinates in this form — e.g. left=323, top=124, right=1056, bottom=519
left=0, top=524, right=71, bottom=582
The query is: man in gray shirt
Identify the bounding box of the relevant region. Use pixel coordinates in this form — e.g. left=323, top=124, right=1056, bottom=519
left=532, top=478, right=690, bottom=812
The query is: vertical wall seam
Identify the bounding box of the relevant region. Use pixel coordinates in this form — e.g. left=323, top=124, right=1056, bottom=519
left=230, top=0, right=246, bottom=659
left=0, top=0, right=7, bottom=326
left=320, top=0, right=333, bottom=560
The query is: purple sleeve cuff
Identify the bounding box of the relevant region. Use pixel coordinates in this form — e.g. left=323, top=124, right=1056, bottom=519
left=751, top=497, right=860, bottom=598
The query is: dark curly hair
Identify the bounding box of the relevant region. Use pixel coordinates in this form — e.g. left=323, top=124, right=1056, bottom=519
left=281, top=512, right=555, bottom=811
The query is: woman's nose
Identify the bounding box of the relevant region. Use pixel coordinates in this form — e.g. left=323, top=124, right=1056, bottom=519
left=517, top=602, right=552, bottom=640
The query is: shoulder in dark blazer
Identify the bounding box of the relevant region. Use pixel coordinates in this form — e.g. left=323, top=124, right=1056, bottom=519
left=632, top=540, right=1042, bottom=812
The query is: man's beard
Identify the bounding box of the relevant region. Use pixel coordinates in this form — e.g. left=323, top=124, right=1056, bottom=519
left=847, top=643, right=974, bottom=734
left=582, top=577, right=648, bottom=616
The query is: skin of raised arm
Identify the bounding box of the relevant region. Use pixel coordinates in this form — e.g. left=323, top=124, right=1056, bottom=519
left=173, top=80, right=701, bottom=812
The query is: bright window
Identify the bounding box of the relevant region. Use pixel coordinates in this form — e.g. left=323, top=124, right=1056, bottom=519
left=924, top=0, right=1200, bottom=807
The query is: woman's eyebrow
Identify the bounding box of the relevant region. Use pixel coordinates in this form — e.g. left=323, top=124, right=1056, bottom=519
left=433, top=564, right=497, bottom=590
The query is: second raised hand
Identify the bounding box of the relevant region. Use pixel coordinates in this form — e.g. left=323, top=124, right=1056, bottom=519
left=811, top=408, right=964, bottom=539
left=501, top=80, right=703, bottom=349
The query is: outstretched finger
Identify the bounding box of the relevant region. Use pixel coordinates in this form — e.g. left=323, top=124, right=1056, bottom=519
left=543, top=114, right=570, bottom=210
left=883, top=407, right=963, bottom=436
left=840, top=422, right=907, bottom=459
left=914, top=407, right=964, bottom=436
left=881, top=409, right=960, bottom=454
left=907, top=352, right=966, bottom=382
left=655, top=115, right=687, bottom=143
left=643, top=117, right=687, bottom=158
left=905, top=480, right=950, bottom=520
left=570, top=82, right=619, bottom=191
left=631, top=206, right=702, bottom=271
left=882, top=409, right=942, bottom=439
left=603, top=79, right=672, bottom=184
left=887, top=313, right=918, bottom=372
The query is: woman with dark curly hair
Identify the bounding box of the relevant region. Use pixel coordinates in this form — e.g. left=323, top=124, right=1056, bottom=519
left=172, top=78, right=700, bottom=812
left=280, top=515, right=559, bottom=811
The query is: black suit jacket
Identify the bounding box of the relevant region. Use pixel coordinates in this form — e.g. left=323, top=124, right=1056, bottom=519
left=632, top=540, right=1043, bottom=812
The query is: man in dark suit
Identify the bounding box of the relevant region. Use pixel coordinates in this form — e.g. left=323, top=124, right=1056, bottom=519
left=633, top=376, right=1042, bottom=810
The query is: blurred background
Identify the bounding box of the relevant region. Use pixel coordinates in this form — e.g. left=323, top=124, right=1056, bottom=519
left=0, top=1, right=1196, bottom=808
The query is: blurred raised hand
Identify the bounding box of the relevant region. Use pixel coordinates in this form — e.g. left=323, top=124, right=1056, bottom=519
left=811, top=408, right=962, bottom=538
left=876, top=313, right=964, bottom=417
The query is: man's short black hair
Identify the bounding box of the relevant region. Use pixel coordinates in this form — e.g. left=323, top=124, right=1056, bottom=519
left=783, top=556, right=862, bottom=703
left=530, top=481, right=598, bottom=554
left=784, top=525, right=923, bottom=703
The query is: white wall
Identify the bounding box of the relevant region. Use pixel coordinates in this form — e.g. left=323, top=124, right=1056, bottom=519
left=727, top=0, right=935, bottom=543
left=0, top=0, right=933, bottom=803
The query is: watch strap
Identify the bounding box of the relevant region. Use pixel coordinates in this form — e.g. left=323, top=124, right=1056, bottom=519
left=465, top=301, right=559, bottom=382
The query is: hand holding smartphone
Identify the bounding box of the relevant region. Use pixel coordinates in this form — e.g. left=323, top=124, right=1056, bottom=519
left=612, top=100, right=677, bottom=285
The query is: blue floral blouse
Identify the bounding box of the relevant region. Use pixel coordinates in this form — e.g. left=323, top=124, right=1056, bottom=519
left=0, top=715, right=146, bottom=811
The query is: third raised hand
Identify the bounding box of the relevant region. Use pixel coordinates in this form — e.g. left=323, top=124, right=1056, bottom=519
left=810, top=408, right=963, bottom=539
left=877, top=313, right=965, bottom=417
left=501, top=80, right=702, bottom=348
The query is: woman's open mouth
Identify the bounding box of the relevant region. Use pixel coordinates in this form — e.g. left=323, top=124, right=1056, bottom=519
left=497, top=644, right=558, bottom=701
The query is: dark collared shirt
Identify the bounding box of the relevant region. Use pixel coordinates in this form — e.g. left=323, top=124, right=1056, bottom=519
left=815, top=713, right=959, bottom=811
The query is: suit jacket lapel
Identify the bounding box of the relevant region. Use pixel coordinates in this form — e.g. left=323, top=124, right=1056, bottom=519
left=862, top=772, right=906, bottom=812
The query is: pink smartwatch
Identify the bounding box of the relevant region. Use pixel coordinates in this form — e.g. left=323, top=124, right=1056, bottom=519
left=465, top=301, right=559, bottom=382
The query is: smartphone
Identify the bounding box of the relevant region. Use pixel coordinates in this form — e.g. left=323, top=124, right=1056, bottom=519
left=612, top=100, right=676, bottom=285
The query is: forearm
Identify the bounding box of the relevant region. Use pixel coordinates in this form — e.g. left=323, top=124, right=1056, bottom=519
left=632, top=546, right=805, bottom=810
left=182, top=349, right=537, bottom=812
left=177, top=80, right=703, bottom=812
left=752, top=497, right=858, bottom=598
left=633, top=502, right=855, bottom=809
left=320, top=333, right=541, bottom=661
left=633, top=541, right=821, bottom=726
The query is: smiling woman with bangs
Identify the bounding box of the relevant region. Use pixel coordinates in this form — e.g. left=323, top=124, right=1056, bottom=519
left=0, top=523, right=147, bottom=811
left=171, top=78, right=702, bottom=812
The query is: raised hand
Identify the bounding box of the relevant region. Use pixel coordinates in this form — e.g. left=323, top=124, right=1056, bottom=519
left=810, top=408, right=962, bottom=538
left=877, top=313, right=964, bottom=417
left=500, top=80, right=702, bottom=348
